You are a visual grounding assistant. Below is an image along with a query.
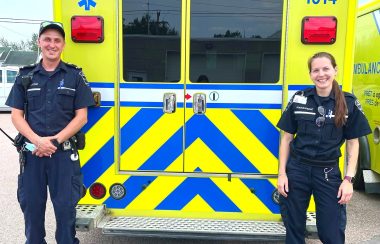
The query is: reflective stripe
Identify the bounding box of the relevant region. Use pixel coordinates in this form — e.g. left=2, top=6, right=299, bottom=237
left=58, top=87, right=76, bottom=92
left=294, top=111, right=315, bottom=115
left=27, top=88, right=41, bottom=92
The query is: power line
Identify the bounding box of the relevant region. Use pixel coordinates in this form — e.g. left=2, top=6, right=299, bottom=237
left=0, top=24, right=32, bottom=39
left=0, top=17, right=45, bottom=24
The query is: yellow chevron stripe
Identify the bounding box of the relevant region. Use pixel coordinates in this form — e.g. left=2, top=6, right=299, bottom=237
left=185, top=139, right=272, bottom=214
left=205, top=109, right=278, bottom=174
left=126, top=156, right=185, bottom=210
left=120, top=108, right=185, bottom=171
left=260, top=109, right=281, bottom=130
left=182, top=195, right=214, bottom=212
left=80, top=107, right=140, bottom=166
left=80, top=107, right=115, bottom=165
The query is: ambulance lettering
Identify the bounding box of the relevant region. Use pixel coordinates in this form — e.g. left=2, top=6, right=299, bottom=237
left=307, top=0, right=337, bottom=5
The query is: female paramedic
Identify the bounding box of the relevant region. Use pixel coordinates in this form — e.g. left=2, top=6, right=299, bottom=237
left=276, top=52, right=371, bottom=244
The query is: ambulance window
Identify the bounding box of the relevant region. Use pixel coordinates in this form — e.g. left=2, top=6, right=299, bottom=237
left=6, top=70, right=17, bottom=83
left=122, top=0, right=181, bottom=82
left=0, top=70, right=2, bottom=83
left=190, top=1, right=282, bottom=83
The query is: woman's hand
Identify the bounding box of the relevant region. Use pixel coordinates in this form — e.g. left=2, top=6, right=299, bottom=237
left=277, top=174, right=289, bottom=197
left=337, top=180, right=353, bottom=204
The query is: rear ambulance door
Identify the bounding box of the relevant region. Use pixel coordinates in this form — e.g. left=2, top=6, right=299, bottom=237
left=183, top=0, right=284, bottom=175
left=119, top=0, right=185, bottom=172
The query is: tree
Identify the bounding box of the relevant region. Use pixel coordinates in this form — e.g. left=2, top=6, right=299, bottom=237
left=214, top=30, right=242, bottom=38
left=0, top=33, right=38, bottom=51
left=123, top=12, right=178, bottom=36
left=27, top=34, right=39, bottom=51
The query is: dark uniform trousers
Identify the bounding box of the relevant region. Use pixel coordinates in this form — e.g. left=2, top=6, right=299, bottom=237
left=280, top=157, right=346, bottom=244
left=18, top=150, right=82, bottom=244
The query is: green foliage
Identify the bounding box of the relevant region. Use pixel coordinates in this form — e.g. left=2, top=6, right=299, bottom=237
left=0, top=33, right=38, bottom=51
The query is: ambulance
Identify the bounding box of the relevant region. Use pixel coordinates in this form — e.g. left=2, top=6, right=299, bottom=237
left=53, top=0, right=358, bottom=240
left=353, top=0, right=380, bottom=194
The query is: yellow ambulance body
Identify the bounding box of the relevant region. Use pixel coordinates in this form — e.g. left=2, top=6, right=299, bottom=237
left=353, top=0, right=380, bottom=194
left=53, top=0, right=357, bottom=240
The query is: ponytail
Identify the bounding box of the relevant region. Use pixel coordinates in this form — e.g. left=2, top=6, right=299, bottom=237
left=333, top=80, right=347, bottom=127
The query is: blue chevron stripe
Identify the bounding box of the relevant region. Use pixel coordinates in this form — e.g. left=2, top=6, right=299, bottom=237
left=81, top=108, right=163, bottom=187
left=156, top=177, right=241, bottom=212
left=241, top=179, right=279, bottom=213
left=81, top=137, right=114, bottom=187
left=232, top=110, right=279, bottom=158
left=121, top=108, right=164, bottom=152
left=82, top=107, right=111, bottom=133
left=138, top=127, right=183, bottom=171
left=185, top=115, right=259, bottom=173
left=104, top=114, right=278, bottom=213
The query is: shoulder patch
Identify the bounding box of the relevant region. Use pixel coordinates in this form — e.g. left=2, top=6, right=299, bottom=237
left=355, top=99, right=365, bottom=114
left=285, top=91, right=302, bottom=111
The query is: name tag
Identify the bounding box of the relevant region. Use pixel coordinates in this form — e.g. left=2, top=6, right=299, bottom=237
left=293, top=95, right=307, bottom=104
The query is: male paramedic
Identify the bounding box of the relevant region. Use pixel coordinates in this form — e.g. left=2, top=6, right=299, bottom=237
left=6, top=21, right=94, bottom=244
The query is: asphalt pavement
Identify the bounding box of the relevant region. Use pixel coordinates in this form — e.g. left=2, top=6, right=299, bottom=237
left=0, top=112, right=379, bottom=244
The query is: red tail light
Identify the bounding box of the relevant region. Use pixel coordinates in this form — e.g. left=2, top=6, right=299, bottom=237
left=89, top=182, right=106, bottom=199
left=71, top=16, right=104, bottom=43
left=302, top=16, right=337, bottom=44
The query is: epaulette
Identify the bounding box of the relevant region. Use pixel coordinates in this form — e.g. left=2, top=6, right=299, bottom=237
left=19, top=63, right=37, bottom=70
left=65, top=62, right=82, bottom=70
left=343, top=91, right=355, bottom=98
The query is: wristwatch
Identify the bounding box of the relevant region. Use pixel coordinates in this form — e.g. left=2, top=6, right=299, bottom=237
left=51, top=139, right=60, bottom=148
left=344, top=175, right=355, bottom=184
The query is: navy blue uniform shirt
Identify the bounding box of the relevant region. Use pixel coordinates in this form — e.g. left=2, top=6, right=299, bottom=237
left=277, top=88, right=371, bottom=166
left=6, top=61, right=95, bottom=137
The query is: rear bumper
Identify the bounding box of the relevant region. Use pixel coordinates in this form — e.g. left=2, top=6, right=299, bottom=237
left=75, top=205, right=317, bottom=241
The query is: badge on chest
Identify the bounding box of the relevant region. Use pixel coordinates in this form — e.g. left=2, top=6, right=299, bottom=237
left=293, top=95, right=307, bottom=105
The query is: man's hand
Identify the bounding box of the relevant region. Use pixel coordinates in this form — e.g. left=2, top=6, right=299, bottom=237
left=33, top=136, right=57, bottom=157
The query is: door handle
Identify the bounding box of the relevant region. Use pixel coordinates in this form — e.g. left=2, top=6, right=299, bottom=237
left=193, top=93, right=206, bottom=114
left=163, top=93, right=176, bottom=113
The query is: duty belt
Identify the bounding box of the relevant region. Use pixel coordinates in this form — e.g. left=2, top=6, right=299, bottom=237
left=59, top=140, right=73, bottom=151
left=290, top=151, right=338, bottom=166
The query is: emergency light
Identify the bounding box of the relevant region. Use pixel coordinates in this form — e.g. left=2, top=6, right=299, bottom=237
left=302, top=16, right=337, bottom=44
left=71, top=16, right=104, bottom=43
left=89, top=182, right=106, bottom=199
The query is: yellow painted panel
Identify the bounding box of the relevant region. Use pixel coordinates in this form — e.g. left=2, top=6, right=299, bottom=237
left=120, top=108, right=185, bottom=171
left=205, top=109, right=278, bottom=174
left=126, top=159, right=185, bottom=210
left=182, top=195, right=214, bottom=212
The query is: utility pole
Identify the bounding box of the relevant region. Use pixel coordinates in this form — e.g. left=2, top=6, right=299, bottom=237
left=147, top=0, right=150, bottom=35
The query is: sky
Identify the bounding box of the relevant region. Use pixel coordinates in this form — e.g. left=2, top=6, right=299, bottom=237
left=0, top=0, right=374, bottom=43
left=0, top=0, right=53, bottom=42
